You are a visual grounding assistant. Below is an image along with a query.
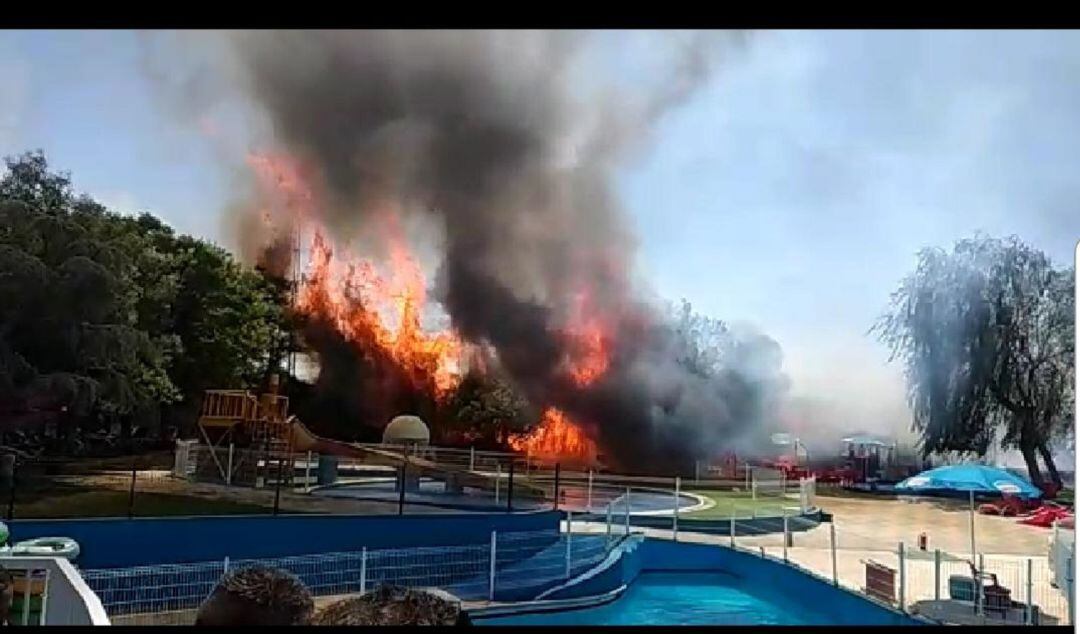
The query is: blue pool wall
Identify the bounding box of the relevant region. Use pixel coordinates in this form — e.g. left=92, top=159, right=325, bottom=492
left=8, top=511, right=561, bottom=568
left=537, top=538, right=921, bottom=626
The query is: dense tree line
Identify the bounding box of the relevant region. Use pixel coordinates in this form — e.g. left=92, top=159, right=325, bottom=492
left=0, top=152, right=291, bottom=452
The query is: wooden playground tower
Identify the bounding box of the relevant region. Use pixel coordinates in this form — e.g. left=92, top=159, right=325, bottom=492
left=196, top=375, right=296, bottom=486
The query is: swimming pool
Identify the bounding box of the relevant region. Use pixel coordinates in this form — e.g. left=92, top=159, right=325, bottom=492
left=476, top=572, right=831, bottom=625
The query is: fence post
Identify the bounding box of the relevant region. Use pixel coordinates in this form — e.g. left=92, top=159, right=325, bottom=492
left=223, top=556, right=230, bottom=573
left=730, top=516, right=736, bottom=548
left=673, top=477, right=681, bottom=542
left=506, top=460, right=515, bottom=512
left=565, top=512, right=573, bottom=579
left=606, top=503, right=613, bottom=543
left=469, top=446, right=475, bottom=472
left=304, top=451, right=312, bottom=492
left=273, top=454, right=284, bottom=516
left=782, top=510, right=789, bottom=563
left=398, top=460, right=407, bottom=516
left=127, top=455, right=138, bottom=519
left=494, top=462, right=501, bottom=505
left=969, top=490, right=976, bottom=564
left=1026, top=557, right=1033, bottom=625
left=226, top=443, right=234, bottom=485
left=976, top=553, right=985, bottom=616
left=587, top=470, right=593, bottom=513
left=830, top=523, right=838, bottom=586
left=624, top=487, right=631, bottom=535
left=934, top=549, right=941, bottom=601
left=361, top=547, right=368, bottom=594
left=1067, top=556, right=1074, bottom=626
left=489, top=531, right=497, bottom=601
left=898, top=542, right=906, bottom=612
left=553, top=463, right=561, bottom=511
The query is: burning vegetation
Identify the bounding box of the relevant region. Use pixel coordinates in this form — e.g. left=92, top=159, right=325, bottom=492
left=153, top=30, right=788, bottom=473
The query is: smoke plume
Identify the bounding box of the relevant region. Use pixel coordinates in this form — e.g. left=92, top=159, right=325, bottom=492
left=146, top=30, right=790, bottom=473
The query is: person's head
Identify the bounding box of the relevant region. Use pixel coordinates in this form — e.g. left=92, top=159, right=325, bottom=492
left=195, top=565, right=313, bottom=626
left=311, top=585, right=469, bottom=626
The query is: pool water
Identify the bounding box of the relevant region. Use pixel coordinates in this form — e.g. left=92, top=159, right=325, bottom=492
left=477, top=572, right=830, bottom=625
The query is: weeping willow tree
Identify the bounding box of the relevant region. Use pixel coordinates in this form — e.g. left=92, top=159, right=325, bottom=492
left=873, top=235, right=1074, bottom=489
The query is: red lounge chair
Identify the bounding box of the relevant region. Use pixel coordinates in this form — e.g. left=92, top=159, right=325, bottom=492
left=1018, top=505, right=1072, bottom=528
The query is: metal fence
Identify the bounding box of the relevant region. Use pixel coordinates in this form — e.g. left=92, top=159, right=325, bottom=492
left=79, top=528, right=615, bottom=625
left=0, top=438, right=815, bottom=521
left=2, top=451, right=178, bottom=521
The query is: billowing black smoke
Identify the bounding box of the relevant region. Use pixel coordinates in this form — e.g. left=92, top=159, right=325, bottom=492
left=145, top=30, right=788, bottom=473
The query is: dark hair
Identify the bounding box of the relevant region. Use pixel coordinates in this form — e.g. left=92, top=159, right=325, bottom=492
left=195, top=565, right=313, bottom=626
left=311, top=585, right=468, bottom=626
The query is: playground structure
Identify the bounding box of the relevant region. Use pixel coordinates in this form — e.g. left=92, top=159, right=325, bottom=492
left=697, top=433, right=923, bottom=488
left=193, top=377, right=523, bottom=496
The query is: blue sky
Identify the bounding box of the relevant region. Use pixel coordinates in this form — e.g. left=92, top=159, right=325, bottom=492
left=2, top=30, right=1077, bottom=455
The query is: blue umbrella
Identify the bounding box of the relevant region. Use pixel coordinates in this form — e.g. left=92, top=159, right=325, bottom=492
left=895, top=463, right=1042, bottom=500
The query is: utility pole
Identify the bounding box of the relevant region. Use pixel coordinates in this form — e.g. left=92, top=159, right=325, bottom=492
left=287, top=224, right=302, bottom=384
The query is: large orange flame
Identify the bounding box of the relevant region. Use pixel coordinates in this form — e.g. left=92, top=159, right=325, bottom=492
left=297, top=229, right=464, bottom=398
left=509, top=407, right=598, bottom=465
left=248, top=151, right=465, bottom=400
left=561, top=290, right=611, bottom=387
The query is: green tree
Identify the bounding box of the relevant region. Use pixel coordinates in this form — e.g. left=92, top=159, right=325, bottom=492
left=166, top=237, right=290, bottom=407
left=0, top=150, right=291, bottom=448
left=445, top=370, right=532, bottom=448
left=873, top=235, right=1074, bottom=488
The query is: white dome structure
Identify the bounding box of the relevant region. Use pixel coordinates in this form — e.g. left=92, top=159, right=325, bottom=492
left=382, top=415, right=431, bottom=446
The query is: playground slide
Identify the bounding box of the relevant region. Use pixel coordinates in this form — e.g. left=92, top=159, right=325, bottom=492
left=286, top=417, right=538, bottom=495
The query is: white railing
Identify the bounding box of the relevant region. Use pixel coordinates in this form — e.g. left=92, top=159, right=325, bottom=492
left=1, top=557, right=110, bottom=625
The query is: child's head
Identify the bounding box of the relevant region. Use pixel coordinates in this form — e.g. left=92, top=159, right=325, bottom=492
left=195, top=565, right=313, bottom=626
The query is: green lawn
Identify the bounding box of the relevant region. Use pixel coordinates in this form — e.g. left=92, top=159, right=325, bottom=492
left=683, top=489, right=798, bottom=519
